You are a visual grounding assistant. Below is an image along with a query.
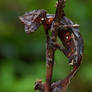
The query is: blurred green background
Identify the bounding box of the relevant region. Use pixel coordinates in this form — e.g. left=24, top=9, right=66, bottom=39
left=0, top=0, right=92, bottom=92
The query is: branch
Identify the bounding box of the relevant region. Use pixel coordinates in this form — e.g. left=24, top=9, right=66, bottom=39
left=55, top=0, right=65, bottom=22
left=43, top=0, right=66, bottom=92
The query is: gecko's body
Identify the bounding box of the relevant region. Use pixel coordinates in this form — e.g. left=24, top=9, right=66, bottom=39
left=43, top=14, right=84, bottom=66
left=19, top=9, right=84, bottom=92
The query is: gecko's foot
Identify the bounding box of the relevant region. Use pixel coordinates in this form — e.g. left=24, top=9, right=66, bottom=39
left=34, top=80, right=44, bottom=92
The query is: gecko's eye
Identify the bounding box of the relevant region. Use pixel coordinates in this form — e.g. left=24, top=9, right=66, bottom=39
left=39, top=18, right=45, bottom=23
left=41, top=18, right=45, bottom=21
left=66, top=36, right=69, bottom=40
left=64, top=32, right=71, bottom=41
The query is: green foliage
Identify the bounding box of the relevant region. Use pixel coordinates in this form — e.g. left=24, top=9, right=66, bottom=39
left=0, top=0, right=92, bottom=92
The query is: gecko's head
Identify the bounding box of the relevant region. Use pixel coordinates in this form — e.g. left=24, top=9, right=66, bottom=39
left=19, top=10, right=47, bottom=34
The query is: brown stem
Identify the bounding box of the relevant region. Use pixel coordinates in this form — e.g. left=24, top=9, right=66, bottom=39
left=44, top=24, right=59, bottom=92
left=45, top=48, right=55, bottom=92
left=44, top=29, right=54, bottom=92
left=44, top=0, right=65, bottom=91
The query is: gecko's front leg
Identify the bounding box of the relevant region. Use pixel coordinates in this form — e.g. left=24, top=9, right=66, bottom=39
left=48, top=39, right=68, bottom=57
